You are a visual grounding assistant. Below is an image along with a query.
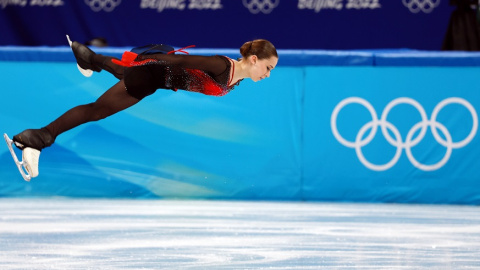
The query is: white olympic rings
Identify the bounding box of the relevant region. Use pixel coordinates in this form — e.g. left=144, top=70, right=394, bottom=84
left=243, top=0, right=279, bottom=14
left=402, top=0, right=440, bottom=14
left=85, top=0, right=121, bottom=12
left=331, top=97, right=478, bottom=171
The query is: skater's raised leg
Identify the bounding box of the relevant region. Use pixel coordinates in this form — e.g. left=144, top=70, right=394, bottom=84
left=67, top=35, right=125, bottom=79
left=92, top=54, right=125, bottom=79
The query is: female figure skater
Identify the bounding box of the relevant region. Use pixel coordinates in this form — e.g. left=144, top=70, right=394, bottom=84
left=8, top=36, right=278, bottom=180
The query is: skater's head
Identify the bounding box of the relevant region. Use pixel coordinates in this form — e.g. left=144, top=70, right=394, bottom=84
left=240, top=39, right=277, bottom=61
left=239, top=39, right=278, bottom=82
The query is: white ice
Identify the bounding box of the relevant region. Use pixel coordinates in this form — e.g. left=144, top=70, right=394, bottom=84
left=0, top=199, right=479, bottom=269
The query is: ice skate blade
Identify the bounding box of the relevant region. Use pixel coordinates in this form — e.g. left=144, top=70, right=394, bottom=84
left=77, top=64, right=93, bottom=77
left=4, top=133, right=32, bottom=181
left=66, top=35, right=93, bottom=78
left=66, top=34, right=73, bottom=47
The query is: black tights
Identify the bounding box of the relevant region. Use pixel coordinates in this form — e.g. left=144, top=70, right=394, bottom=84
left=92, top=54, right=125, bottom=80
left=44, top=79, right=139, bottom=141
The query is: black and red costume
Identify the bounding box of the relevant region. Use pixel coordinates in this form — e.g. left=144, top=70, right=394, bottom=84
left=103, top=49, right=240, bottom=99
left=13, top=43, right=242, bottom=151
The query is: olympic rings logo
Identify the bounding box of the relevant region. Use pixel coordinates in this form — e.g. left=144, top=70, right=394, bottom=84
left=243, top=0, right=279, bottom=14
left=402, top=0, right=440, bottom=14
left=331, top=97, right=478, bottom=171
left=85, top=0, right=121, bottom=12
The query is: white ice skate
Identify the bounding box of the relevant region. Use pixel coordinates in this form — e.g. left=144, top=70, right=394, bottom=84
left=66, top=34, right=94, bottom=78
left=4, top=133, right=40, bottom=181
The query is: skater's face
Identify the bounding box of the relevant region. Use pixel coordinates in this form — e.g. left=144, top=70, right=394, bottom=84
left=249, top=55, right=278, bottom=82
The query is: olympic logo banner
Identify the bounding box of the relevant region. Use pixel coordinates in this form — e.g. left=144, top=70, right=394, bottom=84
left=243, top=0, right=279, bottom=14
left=84, top=0, right=121, bottom=12
left=402, top=0, right=440, bottom=13
left=331, top=97, right=477, bottom=171
left=303, top=66, right=480, bottom=203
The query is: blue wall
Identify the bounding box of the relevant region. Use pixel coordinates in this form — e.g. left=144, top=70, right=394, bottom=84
left=303, top=67, right=480, bottom=204
left=1, top=48, right=480, bottom=204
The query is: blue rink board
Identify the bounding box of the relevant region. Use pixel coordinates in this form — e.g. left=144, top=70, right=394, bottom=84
left=4, top=46, right=480, bottom=66
left=1, top=48, right=480, bottom=204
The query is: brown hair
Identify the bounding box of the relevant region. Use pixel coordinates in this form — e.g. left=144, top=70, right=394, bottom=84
left=240, top=39, right=278, bottom=60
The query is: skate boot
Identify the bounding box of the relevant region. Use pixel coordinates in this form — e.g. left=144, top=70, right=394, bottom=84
left=66, top=35, right=101, bottom=77
left=8, top=128, right=54, bottom=180
left=13, top=128, right=54, bottom=151
left=22, top=147, right=41, bottom=178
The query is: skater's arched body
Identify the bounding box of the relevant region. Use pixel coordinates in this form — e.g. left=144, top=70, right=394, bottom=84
left=5, top=36, right=278, bottom=180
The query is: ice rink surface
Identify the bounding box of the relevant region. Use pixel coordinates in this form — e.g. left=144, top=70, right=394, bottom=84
left=0, top=198, right=479, bottom=269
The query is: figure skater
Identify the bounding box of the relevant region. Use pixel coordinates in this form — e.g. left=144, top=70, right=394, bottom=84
left=5, top=36, right=278, bottom=180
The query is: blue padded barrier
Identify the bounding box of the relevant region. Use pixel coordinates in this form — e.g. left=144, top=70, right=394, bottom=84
left=4, top=46, right=480, bottom=66
left=0, top=46, right=376, bottom=66
left=373, top=50, right=480, bottom=66
left=1, top=47, right=480, bottom=204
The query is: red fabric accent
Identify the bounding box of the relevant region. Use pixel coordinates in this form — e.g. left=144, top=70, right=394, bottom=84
left=111, top=51, right=139, bottom=67
left=112, top=51, right=160, bottom=67
left=168, top=45, right=196, bottom=55
left=185, top=69, right=224, bottom=96
left=122, top=51, right=138, bottom=63
left=111, top=58, right=131, bottom=67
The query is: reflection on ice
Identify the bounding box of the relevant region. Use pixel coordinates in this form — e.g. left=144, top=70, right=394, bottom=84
left=0, top=199, right=479, bottom=269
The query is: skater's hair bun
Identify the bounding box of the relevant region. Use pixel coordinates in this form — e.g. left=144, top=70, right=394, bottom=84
left=240, top=39, right=278, bottom=60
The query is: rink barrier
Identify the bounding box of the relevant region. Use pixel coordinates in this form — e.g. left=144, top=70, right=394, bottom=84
left=3, top=46, right=480, bottom=66
left=1, top=47, right=480, bottom=204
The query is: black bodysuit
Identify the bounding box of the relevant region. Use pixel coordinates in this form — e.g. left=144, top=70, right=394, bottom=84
left=36, top=50, right=242, bottom=146
left=119, top=53, right=238, bottom=100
